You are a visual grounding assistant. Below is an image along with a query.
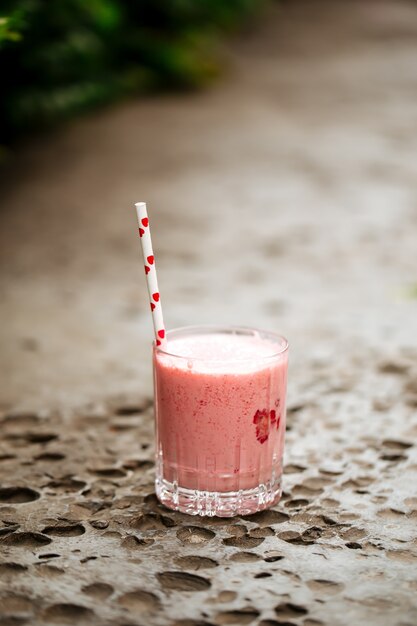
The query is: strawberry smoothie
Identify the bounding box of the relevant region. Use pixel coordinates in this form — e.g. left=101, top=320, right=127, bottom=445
left=153, top=326, right=288, bottom=516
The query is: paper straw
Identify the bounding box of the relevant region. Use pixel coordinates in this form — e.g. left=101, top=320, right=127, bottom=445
left=135, top=202, right=166, bottom=348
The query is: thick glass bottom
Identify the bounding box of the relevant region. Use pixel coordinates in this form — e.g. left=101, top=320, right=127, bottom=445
left=155, top=475, right=282, bottom=517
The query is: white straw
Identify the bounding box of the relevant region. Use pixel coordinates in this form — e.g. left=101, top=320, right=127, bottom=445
left=135, top=202, right=167, bottom=348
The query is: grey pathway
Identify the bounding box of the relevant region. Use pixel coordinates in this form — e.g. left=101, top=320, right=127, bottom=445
left=0, top=1, right=417, bottom=625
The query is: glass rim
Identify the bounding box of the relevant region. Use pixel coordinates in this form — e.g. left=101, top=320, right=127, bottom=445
left=154, top=324, right=289, bottom=363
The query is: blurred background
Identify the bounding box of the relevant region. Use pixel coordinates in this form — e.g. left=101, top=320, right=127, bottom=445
left=0, top=0, right=416, bottom=410
left=0, top=0, right=261, bottom=145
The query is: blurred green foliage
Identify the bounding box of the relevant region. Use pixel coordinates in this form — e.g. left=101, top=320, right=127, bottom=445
left=0, top=0, right=261, bottom=143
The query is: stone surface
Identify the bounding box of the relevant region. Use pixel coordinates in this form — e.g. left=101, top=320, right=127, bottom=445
left=1, top=1, right=417, bottom=625
left=0, top=396, right=417, bottom=626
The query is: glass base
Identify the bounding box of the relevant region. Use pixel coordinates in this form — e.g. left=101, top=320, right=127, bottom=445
left=155, top=475, right=282, bottom=517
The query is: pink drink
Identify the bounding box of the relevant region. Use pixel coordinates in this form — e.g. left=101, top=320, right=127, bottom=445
left=153, top=326, right=288, bottom=516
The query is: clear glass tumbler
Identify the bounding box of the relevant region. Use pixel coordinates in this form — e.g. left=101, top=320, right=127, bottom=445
left=153, top=325, right=289, bottom=517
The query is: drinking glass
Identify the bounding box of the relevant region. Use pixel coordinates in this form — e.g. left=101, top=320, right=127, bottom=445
left=153, top=325, right=289, bottom=516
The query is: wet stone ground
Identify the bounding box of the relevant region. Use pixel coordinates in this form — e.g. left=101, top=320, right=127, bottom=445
left=1, top=360, right=417, bottom=626
left=1, top=0, right=417, bottom=624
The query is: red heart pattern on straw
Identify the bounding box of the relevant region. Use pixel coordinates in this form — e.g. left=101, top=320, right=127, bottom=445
left=135, top=202, right=166, bottom=349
